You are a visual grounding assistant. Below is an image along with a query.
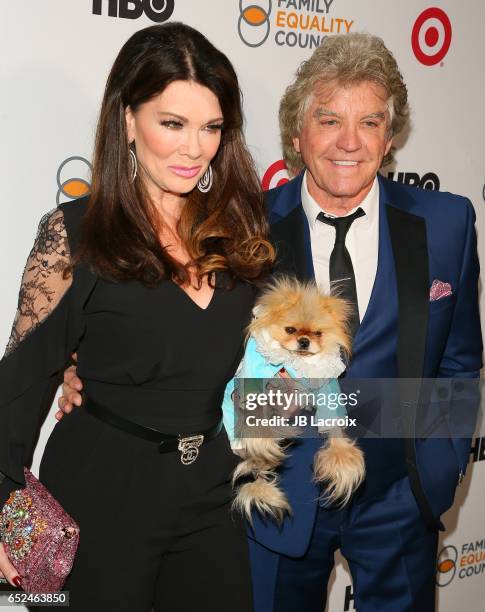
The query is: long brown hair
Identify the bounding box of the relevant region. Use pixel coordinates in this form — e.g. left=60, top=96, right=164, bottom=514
left=78, top=22, right=273, bottom=287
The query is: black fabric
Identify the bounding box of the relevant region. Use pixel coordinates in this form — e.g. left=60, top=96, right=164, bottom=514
left=59, top=198, right=88, bottom=255
left=1, top=202, right=257, bottom=608
left=0, top=474, right=17, bottom=508
left=317, top=207, right=365, bottom=337
left=270, top=206, right=313, bottom=281
left=386, top=205, right=441, bottom=531
left=34, top=408, right=252, bottom=612
left=83, top=397, right=223, bottom=452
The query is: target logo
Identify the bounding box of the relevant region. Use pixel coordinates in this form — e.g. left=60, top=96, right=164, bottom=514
left=262, top=160, right=289, bottom=191
left=412, top=7, right=452, bottom=66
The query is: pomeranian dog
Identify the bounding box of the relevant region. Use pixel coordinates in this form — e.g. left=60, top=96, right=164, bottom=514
left=231, top=276, right=365, bottom=522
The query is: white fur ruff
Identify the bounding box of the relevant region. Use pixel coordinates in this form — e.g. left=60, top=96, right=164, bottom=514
left=252, top=326, right=346, bottom=379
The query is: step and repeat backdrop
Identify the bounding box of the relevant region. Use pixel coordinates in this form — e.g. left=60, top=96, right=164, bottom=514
left=1, top=1, right=484, bottom=610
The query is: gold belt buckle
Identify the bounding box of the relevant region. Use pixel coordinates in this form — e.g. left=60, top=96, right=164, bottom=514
left=178, top=434, right=204, bottom=465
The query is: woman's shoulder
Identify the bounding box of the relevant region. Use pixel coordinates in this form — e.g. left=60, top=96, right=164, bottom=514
left=58, top=195, right=89, bottom=255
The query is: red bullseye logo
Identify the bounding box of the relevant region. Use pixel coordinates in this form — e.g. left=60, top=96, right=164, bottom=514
left=262, top=160, right=289, bottom=191
left=412, top=7, right=452, bottom=66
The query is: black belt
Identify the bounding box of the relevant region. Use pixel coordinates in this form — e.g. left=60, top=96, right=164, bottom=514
left=83, top=398, right=223, bottom=465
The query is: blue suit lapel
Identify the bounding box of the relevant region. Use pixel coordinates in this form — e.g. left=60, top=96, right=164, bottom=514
left=383, top=186, right=429, bottom=378
left=350, top=176, right=430, bottom=376
left=268, top=173, right=314, bottom=280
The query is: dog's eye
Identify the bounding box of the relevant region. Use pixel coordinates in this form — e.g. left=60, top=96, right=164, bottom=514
left=285, top=326, right=296, bottom=335
left=314, top=331, right=322, bottom=337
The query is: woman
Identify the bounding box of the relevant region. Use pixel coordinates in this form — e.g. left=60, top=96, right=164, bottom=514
left=0, top=22, right=273, bottom=611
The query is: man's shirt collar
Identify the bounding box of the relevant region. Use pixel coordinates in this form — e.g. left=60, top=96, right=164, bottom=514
left=301, top=170, right=379, bottom=229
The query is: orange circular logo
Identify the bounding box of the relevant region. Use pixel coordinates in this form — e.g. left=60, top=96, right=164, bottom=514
left=56, top=156, right=92, bottom=205
left=238, top=1, right=272, bottom=47
left=436, top=545, right=457, bottom=587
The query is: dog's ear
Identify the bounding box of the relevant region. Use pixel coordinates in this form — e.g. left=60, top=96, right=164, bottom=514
left=321, top=295, right=351, bottom=321
left=320, top=296, right=352, bottom=355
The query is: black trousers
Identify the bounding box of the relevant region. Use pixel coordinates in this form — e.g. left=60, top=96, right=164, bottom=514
left=33, top=408, right=253, bottom=612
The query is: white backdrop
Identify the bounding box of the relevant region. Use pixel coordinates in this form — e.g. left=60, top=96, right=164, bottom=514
left=1, top=1, right=484, bottom=610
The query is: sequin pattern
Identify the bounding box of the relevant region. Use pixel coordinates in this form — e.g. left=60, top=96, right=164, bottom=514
left=0, top=469, right=79, bottom=593
left=0, top=490, right=47, bottom=562
left=429, top=279, right=453, bottom=301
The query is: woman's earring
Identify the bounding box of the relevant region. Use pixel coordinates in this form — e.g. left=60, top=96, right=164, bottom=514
left=197, top=165, right=213, bottom=193
left=129, top=148, right=138, bottom=183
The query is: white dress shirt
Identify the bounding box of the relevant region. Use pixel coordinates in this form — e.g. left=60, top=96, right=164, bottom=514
left=300, top=171, right=380, bottom=322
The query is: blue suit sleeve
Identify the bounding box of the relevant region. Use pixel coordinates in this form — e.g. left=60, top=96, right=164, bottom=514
left=436, top=199, right=482, bottom=475
left=438, top=199, right=482, bottom=378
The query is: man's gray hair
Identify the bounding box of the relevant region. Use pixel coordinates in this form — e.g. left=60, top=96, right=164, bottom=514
left=279, top=32, right=409, bottom=173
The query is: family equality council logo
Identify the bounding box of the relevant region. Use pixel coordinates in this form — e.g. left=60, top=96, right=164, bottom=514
left=437, top=539, right=485, bottom=586
left=238, top=3, right=452, bottom=63
left=238, top=0, right=354, bottom=49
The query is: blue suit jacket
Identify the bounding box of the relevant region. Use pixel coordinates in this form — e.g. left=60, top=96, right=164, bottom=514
left=247, top=173, right=482, bottom=556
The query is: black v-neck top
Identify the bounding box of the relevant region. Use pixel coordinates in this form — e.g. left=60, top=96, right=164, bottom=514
left=78, top=273, right=255, bottom=433
left=0, top=199, right=256, bottom=502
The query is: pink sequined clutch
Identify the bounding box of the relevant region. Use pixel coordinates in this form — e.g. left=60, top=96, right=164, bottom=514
left=0, top=468, right=79, bottom=593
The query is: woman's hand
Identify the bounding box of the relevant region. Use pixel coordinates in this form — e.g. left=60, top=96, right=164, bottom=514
left=55, top=353, right=83, bottom=421
left=0, top=542, right=22, bottom=588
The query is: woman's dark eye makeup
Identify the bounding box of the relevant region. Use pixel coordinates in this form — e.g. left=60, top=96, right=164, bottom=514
left=160, top=118, right=224, bottom=131
left=161, top=119, right=183, bottom=129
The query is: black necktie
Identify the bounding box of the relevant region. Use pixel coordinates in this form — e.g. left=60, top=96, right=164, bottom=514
left=317, top=208, right=365, bottom=337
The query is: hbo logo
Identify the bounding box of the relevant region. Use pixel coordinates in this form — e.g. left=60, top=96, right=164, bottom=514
left=387, top=171, right=440, bottom=191
left=92, top=0, right=174, bottom=22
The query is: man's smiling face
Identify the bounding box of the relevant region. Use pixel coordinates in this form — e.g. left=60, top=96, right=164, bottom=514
left=293, top=80, right=393, bottom=212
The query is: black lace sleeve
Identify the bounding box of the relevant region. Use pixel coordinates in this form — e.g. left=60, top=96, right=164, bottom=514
left=0, top=208, right=78, bottom=514
left=4, top=209, right=72, bottom=357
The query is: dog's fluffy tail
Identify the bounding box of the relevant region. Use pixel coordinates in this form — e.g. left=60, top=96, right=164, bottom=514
left=233, top=438, right=288, bottom=476
left=232, top=437, right=291, bottom=523
left=233, top=475, right=291, bottom=524
left=313, top=435, right=365, bottom=507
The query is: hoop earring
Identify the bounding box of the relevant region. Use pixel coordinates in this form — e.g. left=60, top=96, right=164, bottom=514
left=197, top=165, right=213, bottom=193
left=129, top=148, right=138, bottom=183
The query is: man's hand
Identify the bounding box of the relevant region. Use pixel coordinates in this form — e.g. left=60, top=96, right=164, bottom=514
left=55, top=354, right=83, bottom=421
left=0, top=542, right=22, bottom=588
left=265, top=369, right=314, bottom=417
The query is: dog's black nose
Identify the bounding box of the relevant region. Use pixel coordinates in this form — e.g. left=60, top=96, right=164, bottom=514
left=298, top=337, right=310, bottom=349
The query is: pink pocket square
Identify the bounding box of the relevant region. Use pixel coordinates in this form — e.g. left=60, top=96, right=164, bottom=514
left=430, top=280, right=452, bottom=301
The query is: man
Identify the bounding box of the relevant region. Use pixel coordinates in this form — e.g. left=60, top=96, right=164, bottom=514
left=60, top=33, right=481, bottom=612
